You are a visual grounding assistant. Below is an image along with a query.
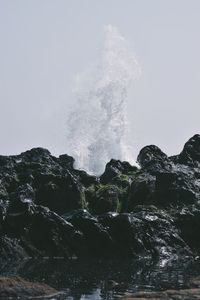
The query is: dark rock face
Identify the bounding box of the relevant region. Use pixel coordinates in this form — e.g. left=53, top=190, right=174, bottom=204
left=86, top=185, right=120, bottom=214
left=100, top=159, right=137, bottom=184
left=0, top=135, right=200, bottom=260
left=137, top=145, right=169, bottom=171
left=172, top=134, right=200, bottom=167
left=0, top=237, right=29, bottom=260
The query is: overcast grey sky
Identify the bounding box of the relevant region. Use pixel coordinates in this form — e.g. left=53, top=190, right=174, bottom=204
left=0, top=0, right=200, bottom=160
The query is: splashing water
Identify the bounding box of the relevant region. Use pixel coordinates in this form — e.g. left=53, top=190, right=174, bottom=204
left=66, top=25, right=141, bottom=175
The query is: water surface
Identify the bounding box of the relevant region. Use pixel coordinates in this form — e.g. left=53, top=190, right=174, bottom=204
left=0, top=257, right=199, bottom=299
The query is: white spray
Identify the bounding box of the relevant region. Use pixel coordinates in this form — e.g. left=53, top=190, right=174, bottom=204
left=66, top=25, right=141, bottom=175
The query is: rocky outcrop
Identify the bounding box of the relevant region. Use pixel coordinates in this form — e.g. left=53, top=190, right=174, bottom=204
left=0, top=135, right=200, bottom=260
left=122, top=276, right=200, bottom=300
left=122, top=289, right=200, bottom=300
left=0, top=276, right=58, bottom=299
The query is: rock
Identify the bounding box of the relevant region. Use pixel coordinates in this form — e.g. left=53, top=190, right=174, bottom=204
left=0, top=276, right=58, bottom=298
left=128, top=136, right=200, bottom=210
left=63, top=209, right=114, bottom=256
left=0, top=200, right=8, bottom=225
left=154, top=168, right=198, bottom=207
left=58, top=153, right=75, bottom=169
left=86, top=184, right=120, bottom=214
left=0, top=135, right=199, bottom=260
left=190, top=276, right=200, bottom=287
left=104, top=279, right=119, bottom=290
left=35, top=173, right=83, bottom=214
left=121, top=287, right=200, bottom=299
left=173, top=206, right=200, bottom=251
left=98, top=207, right=191, bottom=259
left=0, top=147, right=87, bottom=214
left=137, top=145, right=170, bottom=172
left=4, top=203, right=83, bottom=258
left=172, top=134, right=200, bottom=167
left=0, top=236, right=29, bottom=259
left=100, top=159, right=137, bottom=184
left=127, top=173, right=156, bottom=211
left=73, top=169, right=99, bottom=187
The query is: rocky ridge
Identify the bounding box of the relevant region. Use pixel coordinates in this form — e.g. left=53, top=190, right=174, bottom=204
left=0, top=134, right=200, bottom=260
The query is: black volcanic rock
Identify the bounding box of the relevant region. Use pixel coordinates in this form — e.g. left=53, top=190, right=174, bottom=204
left=0, top=237, right=29, bottom=260
left=63, top=209, right=115, bottom=256
left=86, top=184, right=120, bottom=214
left=100, top=159, right=137, bottom=184
left=127, top=136, right=200, bottom=211
left=171, top=134, right=200, bottom=167
left=137, top=145, right=169, bottom=170
left=0, top=135, right=200, bottom=260
left=97, top=207, right=191, bottom=259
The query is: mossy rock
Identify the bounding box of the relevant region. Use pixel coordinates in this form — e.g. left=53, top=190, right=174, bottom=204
left=86, top=184, right=120, bottom=214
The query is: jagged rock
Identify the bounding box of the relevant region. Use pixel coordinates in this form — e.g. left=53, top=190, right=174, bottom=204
left=0, top=135, right=199, bottom=260
left=137, top=145, right=170, bottom=171
left=173, top=206, right=200, bottom=251
left=100, top=159, right=137, bottom=184
left=35, top=173, right=83, bottom=214
left=98, top=207, right=191, bottom=259
left=58, top=153, right=75, bottom=169
left=127, top=136, right=200, bottom=210
left=86, top=184, right=120, bottom=214
left=0, top=148, right=87, bottom=215
left=73, top=169, right=99, bottom=186
left=171, top=134, right=200, bottom=167
left=0, top=236, right=28, bottom=259
left=127, top=173, right=156, bottom=211
left=4, top=203, right=83, bottom=258
left=63, top=209, right=115, bottom=256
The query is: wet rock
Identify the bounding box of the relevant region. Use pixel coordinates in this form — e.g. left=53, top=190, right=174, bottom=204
left=0, top=147, right=86, bottom=214
left=172, top=134, right=200, bottom=167
left=104, top=279, right=119, bottom=290
left=0, top=135, right=200, bottom=260
left=100, top=159, right=137, bottom=184
left=173, top=206, right=200, bottom=251
left=5, top=203, right=83, bottom=258
left=73, top=169, right=99, bottom=187
left=0, top=236, right=29, bottom=259
left=86, top=184, right=120, bottom=214
left=0, top=276, right=58, bottom=299
left=63, top=209, right=114, bottom=256
left=58, top=153, right=75, bottom=169
left=98, top=207, right=191, bottom=259
left=154, top=168, right=199, bottom=207
left=121, top=288, right=200, bottom=299
left=137, top=145, right=170, bottom=172
left=128, top=136, right=200, bottom=210
left=190, top=276, right=200, bottom=287
left=35, top=173, right=83, bottom=214
left=127, top=173, right=156, bottom=211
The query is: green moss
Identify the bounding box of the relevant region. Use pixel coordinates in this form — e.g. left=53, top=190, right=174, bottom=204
left=84, top=179, right=133, bottom=214
left=117, top=200, right=123, bottom=213
left=79, top=187, right=88, bottom=210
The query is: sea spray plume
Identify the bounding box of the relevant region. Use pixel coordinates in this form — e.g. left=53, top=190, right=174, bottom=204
left=66, top=25, right=141, bottom=175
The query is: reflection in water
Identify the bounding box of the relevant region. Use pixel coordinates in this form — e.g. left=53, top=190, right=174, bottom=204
left=0, top=257, right=199, bottom=299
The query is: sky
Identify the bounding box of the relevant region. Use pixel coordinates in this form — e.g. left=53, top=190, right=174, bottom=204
left=0, top=0, right=200, bottom=163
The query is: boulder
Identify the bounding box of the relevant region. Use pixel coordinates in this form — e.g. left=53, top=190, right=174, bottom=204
left=171, top=134, right=200, bottom=167
left=100, top=159, right=137, bottom=184
left=86, top=184, right=120, bottom=214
